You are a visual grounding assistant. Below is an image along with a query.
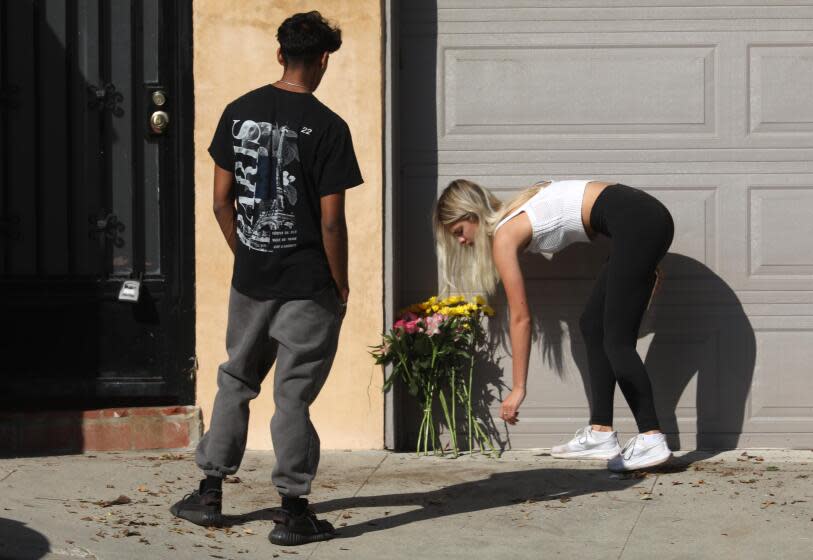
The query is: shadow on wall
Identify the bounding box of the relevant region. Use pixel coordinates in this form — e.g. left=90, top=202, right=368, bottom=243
left=486, top=250, right=756, bottom=454
left=637, top=254, right=754, bottom=453
left=0, top=518, right=51, bottom=560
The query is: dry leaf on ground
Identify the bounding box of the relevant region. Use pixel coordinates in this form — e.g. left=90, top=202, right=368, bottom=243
left=96, top=495, right=131, bottom=508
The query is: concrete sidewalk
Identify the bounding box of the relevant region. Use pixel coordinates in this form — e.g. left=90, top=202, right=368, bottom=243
left=1, top=450, right=811, bottom=560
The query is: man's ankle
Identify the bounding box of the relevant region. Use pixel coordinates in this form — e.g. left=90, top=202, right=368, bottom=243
left=281, top=496, right=308, bottom=516
left=202, top=475, right=223, bottom=492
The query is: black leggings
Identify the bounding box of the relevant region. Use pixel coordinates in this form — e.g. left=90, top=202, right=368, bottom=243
left=579, top=184, right=674, bottom=433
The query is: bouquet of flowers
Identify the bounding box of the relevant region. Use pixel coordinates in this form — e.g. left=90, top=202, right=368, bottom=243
left=371, top=295, right=497, bottom=457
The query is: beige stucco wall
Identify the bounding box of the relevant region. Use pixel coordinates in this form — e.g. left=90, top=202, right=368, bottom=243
left=193, top=1, right=384, bottom=450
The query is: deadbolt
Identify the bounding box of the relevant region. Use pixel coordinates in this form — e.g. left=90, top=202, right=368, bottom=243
left=150, top=110, right=170, bottom=134
left=151, top=90, right=167, bottom=106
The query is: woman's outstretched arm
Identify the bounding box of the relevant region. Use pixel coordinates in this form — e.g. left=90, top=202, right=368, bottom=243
left=492, top=222, right=532, bottom=425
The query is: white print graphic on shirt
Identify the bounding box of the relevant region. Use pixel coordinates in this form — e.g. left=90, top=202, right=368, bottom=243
left=231, top=120, right=299, bottom=252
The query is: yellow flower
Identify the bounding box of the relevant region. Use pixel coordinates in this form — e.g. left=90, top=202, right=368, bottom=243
left=483, top=305, right=495, bottom=316
left=431, top=304, right=440, bottom=312
left=474, top=295, right=486, bottom=306
left=426, top=296, right=438, bottom=305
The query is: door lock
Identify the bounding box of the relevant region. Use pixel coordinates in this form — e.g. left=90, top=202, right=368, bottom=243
left=150, top=110, right=170, bottom=134
left=151, top=90, right=167, bottom=107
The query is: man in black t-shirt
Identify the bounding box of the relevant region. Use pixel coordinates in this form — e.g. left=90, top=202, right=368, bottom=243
left=170, top=12, right=362, bottom=546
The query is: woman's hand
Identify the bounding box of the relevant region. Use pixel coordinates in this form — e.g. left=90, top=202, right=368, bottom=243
left=500, top=387, right=526, bottom=425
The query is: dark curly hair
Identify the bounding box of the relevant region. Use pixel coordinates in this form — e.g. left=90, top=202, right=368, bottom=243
left=276, top=11, right=342, bottom=66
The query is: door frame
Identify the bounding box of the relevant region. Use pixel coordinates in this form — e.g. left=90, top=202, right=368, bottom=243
left=169, top=0, right=196, bottom=405
left=383, top=0, right=399, bottom=449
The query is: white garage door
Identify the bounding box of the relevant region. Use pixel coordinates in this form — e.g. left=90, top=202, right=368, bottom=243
left=395, top=0, right=813, bottom=449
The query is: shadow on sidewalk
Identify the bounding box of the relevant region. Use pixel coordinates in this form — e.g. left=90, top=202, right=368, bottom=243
left=222, top=467, right=641, bottom=537
left=0, top=518, right=50, bottom=560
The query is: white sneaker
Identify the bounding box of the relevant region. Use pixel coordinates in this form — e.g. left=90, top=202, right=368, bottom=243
left=608, top=433, right=672, bottom=472
left=550, top=426, right=621, bottom=460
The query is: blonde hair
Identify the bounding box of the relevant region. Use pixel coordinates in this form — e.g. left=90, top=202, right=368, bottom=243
left=433, top=179, right=549, bottom=296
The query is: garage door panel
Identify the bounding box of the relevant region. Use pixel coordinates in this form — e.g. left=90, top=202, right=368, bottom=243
left=442, top=45, right=716, bottom=137
left=748, top=44, right=813, bottom=135
left=725, top=179, right=813, bottom=291
left=437, top=32, right=727, bottom=151
left=745, top=323, right=813, bottom=433
left=748, top=186, right=813, bottom=278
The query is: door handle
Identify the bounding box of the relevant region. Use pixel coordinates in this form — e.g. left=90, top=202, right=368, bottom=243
left=150, top=110, right=170, bottom=134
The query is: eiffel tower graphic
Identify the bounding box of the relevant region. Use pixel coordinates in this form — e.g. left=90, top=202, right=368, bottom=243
left=248, top=124, right=299, bottom=247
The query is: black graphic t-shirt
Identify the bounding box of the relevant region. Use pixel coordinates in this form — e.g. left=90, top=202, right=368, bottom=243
left=209, top=85, right=363, bottom=300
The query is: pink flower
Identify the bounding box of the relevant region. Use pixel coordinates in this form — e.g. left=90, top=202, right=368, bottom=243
left=404, top=318, right=423, bottom=334
left=425, top=313, right=446, bottom=336
left=394, top=311, right=423, bottom=334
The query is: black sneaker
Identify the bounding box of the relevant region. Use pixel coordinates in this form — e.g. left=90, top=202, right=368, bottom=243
left=268, top=503, right=335, bottom=546
left=169, top=481, right=223, bottom=527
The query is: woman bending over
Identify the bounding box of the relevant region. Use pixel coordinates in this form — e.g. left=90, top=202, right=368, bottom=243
left=433, top=179, right=674, bottom=472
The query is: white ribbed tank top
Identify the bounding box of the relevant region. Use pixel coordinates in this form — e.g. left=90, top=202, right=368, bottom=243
left=494, top=179, right=591, bottom=259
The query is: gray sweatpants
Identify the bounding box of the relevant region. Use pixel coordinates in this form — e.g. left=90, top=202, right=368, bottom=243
left=195, top=285, right=343, bottom=497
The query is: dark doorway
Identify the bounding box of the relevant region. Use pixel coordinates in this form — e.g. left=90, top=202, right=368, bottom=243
left=0, top=0, right=195, bottom=409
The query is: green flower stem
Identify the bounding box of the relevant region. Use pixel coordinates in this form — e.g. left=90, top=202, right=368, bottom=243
left=467, top=352, right=474, bottom=453
left=451, top=367, right=458, bottom=454
left=431, top=415, right=440, bottom=455
left=416, top=407, right=428, bottom=456
left=438, top=387, right=457, bottom=457
left=424, top=406, right=431, bottom=456
left=473, top=419, right=496, bottom=456
left=395, top=352, right=415, bottom=396
left=435, top=384, right=444, bottom=456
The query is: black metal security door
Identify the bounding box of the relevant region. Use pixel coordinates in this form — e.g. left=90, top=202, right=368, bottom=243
left=0, top=0, right=194, bottom=408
